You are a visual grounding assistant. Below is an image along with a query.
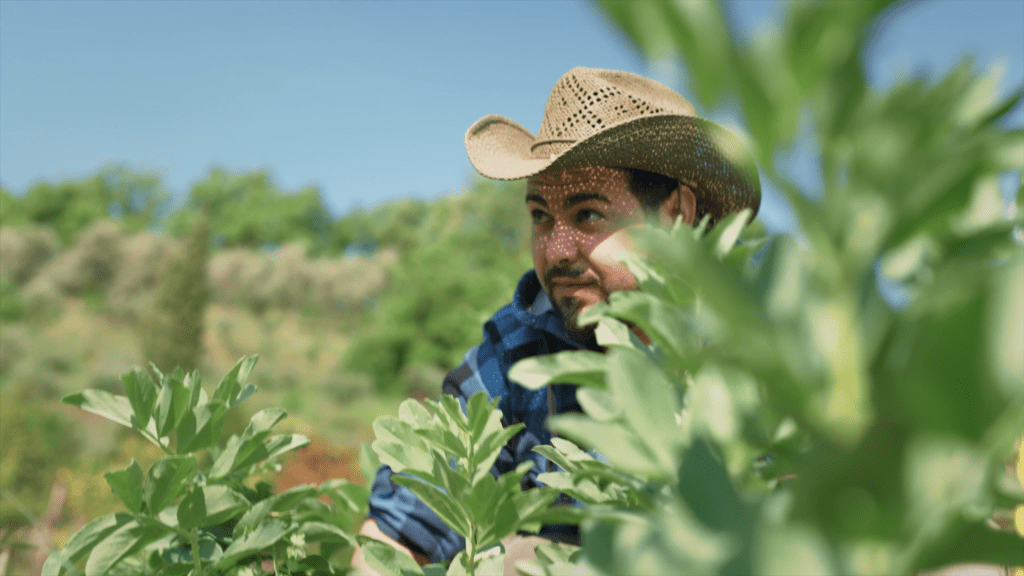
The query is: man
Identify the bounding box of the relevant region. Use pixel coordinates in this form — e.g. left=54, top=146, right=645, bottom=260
left=352, top=67, right=760, bottom=573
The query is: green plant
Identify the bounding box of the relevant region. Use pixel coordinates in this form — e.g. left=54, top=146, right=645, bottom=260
left=494, top=0, right=1024, bottom=572
left=44, top=356, right=368, bottom=576
left=361, top=392, right=567, bottom=576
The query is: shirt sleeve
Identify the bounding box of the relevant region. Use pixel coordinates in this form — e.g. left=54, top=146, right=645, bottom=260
left=366, top=464, right=465, bottom=563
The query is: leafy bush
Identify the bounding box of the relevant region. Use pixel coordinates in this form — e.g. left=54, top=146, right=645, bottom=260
left=9, top=166, right=169, bottom=245
left=32, top=220, right=125, bottom=297
left=0, top=224, right=60, bottom=285
left=362, top=392, right=567, bottom=576
left=492, top=1, right=1024, bottom=573
left=345, top=179, right=531, bottom=395
left=165, top=168, right=333, bottom=253
left=46, top=357, right=368, bottom=576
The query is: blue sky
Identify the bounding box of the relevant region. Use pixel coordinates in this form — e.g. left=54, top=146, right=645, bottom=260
left=1, top=0, right=1022, bottom=234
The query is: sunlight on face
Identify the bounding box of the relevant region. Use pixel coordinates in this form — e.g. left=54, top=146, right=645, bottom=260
left=526, top=166, right=651, bottom=340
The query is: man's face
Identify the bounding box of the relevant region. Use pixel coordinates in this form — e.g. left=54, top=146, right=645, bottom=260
left=526, top=166, right=653, bottom=341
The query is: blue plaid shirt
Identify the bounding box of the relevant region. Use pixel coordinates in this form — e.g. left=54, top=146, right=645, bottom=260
left=367, top=269, right=593, bottom=562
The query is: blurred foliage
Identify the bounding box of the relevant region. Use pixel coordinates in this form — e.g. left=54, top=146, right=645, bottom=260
left=0, top=384, right=80, bottom=532
left=496, top=0, right=1024, bottom=574
left=0, top=274, right=24, bottom=321
left=143, top=210, right=211, bottom=375
left=0, top=167, right=170, bottom=245
left=344, top=178, right=533, bottom=395
left=166, top=168, right=333, bottom=254
left=47, top=357, right=368, bottom=576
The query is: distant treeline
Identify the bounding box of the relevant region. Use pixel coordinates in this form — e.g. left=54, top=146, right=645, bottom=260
left=0, top=165, right=534, bottom=394
left=0, top=165, right=523, bottom=257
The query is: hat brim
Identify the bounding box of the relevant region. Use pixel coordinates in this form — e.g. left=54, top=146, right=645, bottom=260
left=466, top=113, right=761, bottom=223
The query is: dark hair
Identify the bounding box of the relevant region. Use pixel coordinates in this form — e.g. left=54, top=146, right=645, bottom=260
left=626, top=169, right=676, bottom=215
left=625, top=168, right=709, bottom=226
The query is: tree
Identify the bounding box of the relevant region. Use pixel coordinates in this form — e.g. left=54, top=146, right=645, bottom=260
left=142, top=209, right=211, bottom=375
left=166, top=168, right=333, bottom=253
left=345, top=178, right=532, bottom=394
left=5, top=167, right=170, bottom=244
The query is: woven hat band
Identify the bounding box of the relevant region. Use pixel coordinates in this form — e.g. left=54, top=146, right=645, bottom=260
left=530, top=140, right=575, bottom=159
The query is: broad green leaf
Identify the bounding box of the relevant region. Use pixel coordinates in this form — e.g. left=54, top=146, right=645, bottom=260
left=372, top=417, right=435, bottom=475
left=576, top=387, right=620, bottom=423
left=988, top=252, right=1024, bottom=398
left=320, top=478, right=371, bottom=514
left=904, top=436, right=988, bottom=529
left=755, top=523, right=835, bottom=576
left=257, top=433, right=311, bottom=465
left=213, top=355, right=258, bottom=406
left=360, top=443, right=382, bottom=487
left=606, top=347, right=682, bottom=473
left=40, top=552, right=63, bottom=576
left=600, top=291, right=703, bottom=368
left=435, top=394, right=469, bottom=432
left=216, top=520, right=288, bottom=569
left=231, top=382, right=258, bottom=410
left=508, top=350, right=608, bottom=390
left=63, top=389, right=135, bottom=430
left=177, top=485, right=247, bottom=531
left=83, top=519, right=164, bottom=576
left=548, top=415, right=664, bottom=478
left=234, top=484, right=319, bottom=535
left=414, top=427, right=468, bottom=460
left=399, top=398, right=436, bottom=429
left=143, top=455, right=198, bottom=514
left=392, top=475, right=470, bottom=538
left=356, top=535, right=425, bottom=576
left=471, top=422, right=525, bottom=484
left=298, top=521, right=358, bottom=547
left=431, top=454, right=471, bottom=504
left=208, top=408, right=287, bottom=477
left=103, top=459, right=144, bottom=514
left=708, top=209, right=753, bottom=259
left=806, top=296, right=872, bottom=444
left=121, top=369, right=157, bottom=430
left=153, top=370, right=189, bottom=438
left=44, top=513, right=133, bottom=576
left=466, top=391, right=494, bottom=442
left=593, top=316, right=647, bottom=350
left=175, top=400, right=227, bottom=454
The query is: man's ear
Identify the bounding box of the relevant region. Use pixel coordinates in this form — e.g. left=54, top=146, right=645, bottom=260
left=658, top=183, right=697, bottom=228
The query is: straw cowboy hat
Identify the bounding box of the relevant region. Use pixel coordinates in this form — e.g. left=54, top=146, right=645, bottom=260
left=465, top=67, right=761, bottom=224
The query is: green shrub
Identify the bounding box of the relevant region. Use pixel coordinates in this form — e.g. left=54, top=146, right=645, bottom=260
left=46, top=357, right=367, bottom=576
left=0, top=274, right=24, bottom=321
left=0, top=224, right=60, bottom=284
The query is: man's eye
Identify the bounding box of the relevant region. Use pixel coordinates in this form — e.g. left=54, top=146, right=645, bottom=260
left=576, top=209, right=603, bottom=224
left=531, top=210, right=552, bottom=225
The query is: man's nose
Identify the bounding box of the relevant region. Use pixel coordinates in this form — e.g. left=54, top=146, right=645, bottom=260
left=545, top=222, right=582, bottom=264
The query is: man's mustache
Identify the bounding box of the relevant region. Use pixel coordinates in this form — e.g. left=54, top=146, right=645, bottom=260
left=544, top=263, right=589, bottom=285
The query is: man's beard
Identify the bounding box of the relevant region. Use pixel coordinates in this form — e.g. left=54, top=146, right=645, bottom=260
left=544, top=262, right=600, bottom=342
left=554, top=295, right=597, bottom=342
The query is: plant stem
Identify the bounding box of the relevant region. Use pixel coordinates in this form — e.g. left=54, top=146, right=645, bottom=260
left=189, top=527, right=203, bottom=576
left=465, top=525, right=475, bottom=576
left=137, top=427, right=174, bottom=455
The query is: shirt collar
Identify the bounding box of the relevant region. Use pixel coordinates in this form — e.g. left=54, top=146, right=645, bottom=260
left=512, top=270, right=591, bottom=349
